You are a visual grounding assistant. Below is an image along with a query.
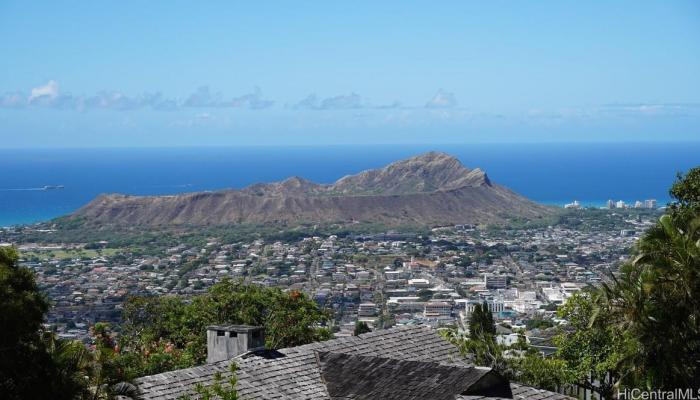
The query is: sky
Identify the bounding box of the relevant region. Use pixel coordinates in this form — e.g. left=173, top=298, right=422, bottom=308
left=1, top=1, right=699, bottom=147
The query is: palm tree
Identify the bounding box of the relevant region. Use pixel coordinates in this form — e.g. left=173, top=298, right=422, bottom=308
left=599, top=214, right=700, bottom=388
left=44, top=329, right=141, bottom=400
left=42, top=332, right=93, bottom=399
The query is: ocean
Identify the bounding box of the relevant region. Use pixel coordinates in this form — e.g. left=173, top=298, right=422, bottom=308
left=1, top=143, right=698, bottom=227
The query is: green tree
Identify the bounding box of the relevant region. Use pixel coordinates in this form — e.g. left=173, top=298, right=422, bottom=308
left=468, top=302, right=495, bottom=339
left=596, top=166, right=700, bottom=389
left=443, top=303, right=509, bottom=378
left=0, top=246, right=56, bottom=399
left=668, top=166, right=700, bottom=223
left=440, top=327, right=565, bottom=389
left=416, top=289, right=433, bottom=302
left=353, top=321, right=372, bottom=336
left=0, top=247, right=118, bottom=400
left=42, top=333, right=93, bottom=400
left=118, top=279, right=331, bottom=378
left=88, top=322, right=143, bottom=400
left=511, top=351, right=569, bottom=392
left=554, top=292, right=628, bottom=399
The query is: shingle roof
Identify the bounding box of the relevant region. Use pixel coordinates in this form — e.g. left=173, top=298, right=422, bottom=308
left=133, top=325, right=573, bottom=400
left=458, top=383, right=574, bottom=400
left=317, top=352, right=491, bottom=400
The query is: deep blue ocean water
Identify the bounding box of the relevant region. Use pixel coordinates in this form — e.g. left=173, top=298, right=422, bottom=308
left=1, top=143, right=698, bottom=227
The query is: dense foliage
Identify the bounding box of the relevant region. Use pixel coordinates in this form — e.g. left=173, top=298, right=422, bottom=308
left=0, top=246, right=57, bottom=399
left=553, top=292, right=628, bottom=398
left=353, top=321, right=372, bottom=336
left=0, top=246, right=134, bottom=399
left=468, top=302, right=496, bottom=339
left=594, top=167, right=700, bottom=389
left=116, top=279, right=331, bottom=379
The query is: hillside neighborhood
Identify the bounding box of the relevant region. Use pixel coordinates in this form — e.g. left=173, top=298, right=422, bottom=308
left=1, top=209, right=655, bottom=347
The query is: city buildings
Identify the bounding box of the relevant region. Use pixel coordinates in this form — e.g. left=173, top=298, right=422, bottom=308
left=564, top=200, right=581, bottom=209
left=1, top=206, right=656, bottom=341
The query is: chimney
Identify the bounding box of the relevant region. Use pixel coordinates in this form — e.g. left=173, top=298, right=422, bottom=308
left=206, top=325, right=265, bottom=363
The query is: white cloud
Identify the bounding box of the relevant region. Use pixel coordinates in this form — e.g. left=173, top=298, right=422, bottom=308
left=293, top=94, right=319, bottom=109
left=0, top=82, right=276, bottom=111
left=230, top=87, right=274, bottom=109
left=184, top=86, right=274, bottom=109
left=319, top=93, right=363, bottom=109
left=0, top=92, right=26, bottom=108
left=293, top=93, right=398, bottom=110
left=614, top=103, right=699, bottom=115
left=425, top=89, right=457, bottom=109
left=293, top=93, right=365, bottom=110
left=28, top=80, right=59, bottom=103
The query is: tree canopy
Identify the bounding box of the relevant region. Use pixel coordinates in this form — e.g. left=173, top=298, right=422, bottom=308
left=468, top=302, right=495, bottom=339
left=353, top=321, right=372, bottom=336
left=0, top=247, right=98, bottom=399
left=117, top=279, right=332, bottom=379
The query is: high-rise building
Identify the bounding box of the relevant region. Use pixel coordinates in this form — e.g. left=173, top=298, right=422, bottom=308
left=634, top=201, right=643, bottom=209
left=616, top=200, right=626, bottom=209
left=564, top=200, right=581, bottom=209
left=645, top=199, right=657, bottom=209
left=606, top=199, right=615, bottom=209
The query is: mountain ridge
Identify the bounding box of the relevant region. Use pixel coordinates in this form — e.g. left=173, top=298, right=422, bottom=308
left=73, top=152, right=551, bottom=226
left=241, top=152, right=491, bottom=197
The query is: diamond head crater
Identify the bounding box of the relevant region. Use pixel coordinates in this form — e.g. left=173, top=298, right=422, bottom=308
left=70, top=152, right=551, bottom=228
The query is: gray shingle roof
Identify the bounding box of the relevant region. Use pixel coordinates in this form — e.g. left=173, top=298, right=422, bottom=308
left=318, top=352, right=490, bottom=400
left=458, top=383, right=574, bottom=400
left=133, top=325, right=573, bottom=400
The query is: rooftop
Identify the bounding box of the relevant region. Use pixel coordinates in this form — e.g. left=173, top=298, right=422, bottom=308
left=134, top=325, right=573, bottom=400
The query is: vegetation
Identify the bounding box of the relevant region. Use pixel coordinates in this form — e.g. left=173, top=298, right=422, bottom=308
left=441, top=316, right=567, bottom=392
left=22, top=248, right=120, bottom=262
left=179, top=364, right=239, bottom=400
left=524, top=317, right=554, bottom=331
left=468, top=302, right=495, bottom=339
left=1, top=246, right=57, bottom=399
left=0, top=246, right=137, bottom=399
left=416, top=288, right=434, bottom=302
left=14, top=219, right=429, bottom=251
left=553, top=292, right=627, bottom=398
left=446, top=166, right=700, bottom=397
left=3, top=166, right=698, bottom=397
left=593, top=166, right=700, bottom=389
left=115, top=279, right=331, bottom=379
left=353, top=321, right=372, bottom=336
left=1, top=245, right=332, bottom=397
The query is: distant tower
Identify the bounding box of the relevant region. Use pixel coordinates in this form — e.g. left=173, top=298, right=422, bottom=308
left=606, top=200, right=615, bottom=209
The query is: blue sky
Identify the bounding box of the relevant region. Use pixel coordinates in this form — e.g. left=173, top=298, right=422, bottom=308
left=1, top=1, right=699, bottom=147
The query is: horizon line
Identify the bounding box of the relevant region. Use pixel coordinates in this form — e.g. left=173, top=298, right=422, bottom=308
left=3, top=140, right=700, bottom=151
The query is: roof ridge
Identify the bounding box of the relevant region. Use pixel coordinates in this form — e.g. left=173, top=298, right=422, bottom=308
left=267, top=324, right=430, bottom=354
